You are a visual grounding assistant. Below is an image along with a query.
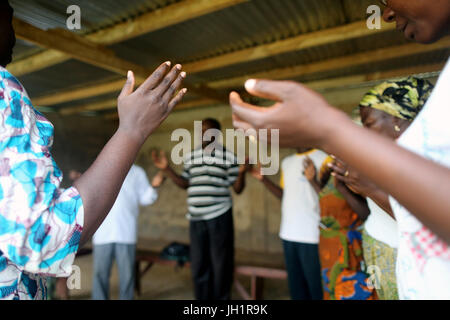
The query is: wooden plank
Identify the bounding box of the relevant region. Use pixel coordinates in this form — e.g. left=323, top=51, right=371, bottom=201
left=305, top=63, right=445, bottom=91
left=8, top=0, right=248, bottom=76
left=183, top=20, right=396, bottom=74
left=235, top=266, right=287, bottom=279
left=234, top=279, right=251, bottom=300
left=33, top=79, right=126, bottom=106
left=59, top=99, right=117, bottom=115
left=209, top=37, right=450, bottom=89
left=32, top=39, right=447, bottom=109
left=30, top=19, right=397, bottom=106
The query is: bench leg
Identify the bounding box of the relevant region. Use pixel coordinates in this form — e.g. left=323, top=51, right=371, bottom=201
left=234, top=278, right=251, bottom=300
left=251, top=276, right=264, bottom=300
left=134, top=261, right=141, bottom=296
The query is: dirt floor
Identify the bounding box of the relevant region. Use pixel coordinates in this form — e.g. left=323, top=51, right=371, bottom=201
left=64, top=248, right=290, bottom=300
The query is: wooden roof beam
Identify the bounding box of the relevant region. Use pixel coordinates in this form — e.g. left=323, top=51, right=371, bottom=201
left=31, top=19, right=398, bottom=107
left=208, top=37, right=450, bottom=89
left=8, top=0, right=248, bottom=76
left=33, top=37, right=449, bottom=108
left=13, top=18, right=227, bottom=103
left=183, top=20, right=396, bottom=74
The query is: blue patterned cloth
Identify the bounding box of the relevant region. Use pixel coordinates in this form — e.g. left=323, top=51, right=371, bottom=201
left=0, top=67, right=84, bottom=300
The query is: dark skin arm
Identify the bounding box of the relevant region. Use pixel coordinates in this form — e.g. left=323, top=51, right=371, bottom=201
left=75, top=62, right=187, bottom=246
left=152, top=150, right=189, bottom=189
left=335, top=180, right=371, bottom=221
left=304, top=157, right=370, bottom=220
left=232, top=160, right=250, bottom=194
left=330, top=160, right=395, bottom=218
left=251, top=164, right=283, bottom=199
left=230, top=79, right=450, bottom=242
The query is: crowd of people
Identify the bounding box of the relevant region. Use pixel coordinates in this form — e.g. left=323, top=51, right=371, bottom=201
left=0, top=0, right=448, bottom=300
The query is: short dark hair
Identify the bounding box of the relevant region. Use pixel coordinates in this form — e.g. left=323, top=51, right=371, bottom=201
left=203, top=118, right=221, bottom=131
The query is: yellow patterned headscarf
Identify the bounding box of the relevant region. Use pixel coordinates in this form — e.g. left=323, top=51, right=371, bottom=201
left=359, top=77, right=434, bottom=121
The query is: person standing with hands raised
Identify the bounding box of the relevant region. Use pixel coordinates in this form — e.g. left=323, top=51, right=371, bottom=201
left=152, top=118, right=249, bottom=300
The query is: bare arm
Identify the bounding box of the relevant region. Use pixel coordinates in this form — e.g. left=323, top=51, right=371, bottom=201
left=330, top=161, right=394, bottom=218
left=152, top=150, right=189, bottom=189
left=75, top=63, right=186, bottom=246
left=308, top=177, right=322, bottom=195
left=261, top=176, right=283, bottom=199
left=335, top=181, right=371, bottom=221
left=163, top=165, right=189, bottom=190
left=230, top=80, right=450, bottom=242
left=251, top=164, right=283, bottom=199
left=232, top=169, right=247, bottom=194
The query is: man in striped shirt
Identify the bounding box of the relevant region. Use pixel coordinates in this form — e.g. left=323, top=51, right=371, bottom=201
left=153, top=118, right=249, bottom=300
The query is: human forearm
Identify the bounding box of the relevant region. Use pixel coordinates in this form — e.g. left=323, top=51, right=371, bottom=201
left=163, top=165, right=189, bottom=189
left=308, top=178, right=322, bottom=195
left=322, top=111, right=450, bottom=242
left=337, top=184, right=370, bottom=221
left=74, top=128, right=145, bottom=246
left=261, top=176, right=283, bottom=199
left=233, top=170, right=246, bottom=194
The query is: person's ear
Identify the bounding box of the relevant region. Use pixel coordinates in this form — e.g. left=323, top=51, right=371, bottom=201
left=392, top=117, right=408, bottom=138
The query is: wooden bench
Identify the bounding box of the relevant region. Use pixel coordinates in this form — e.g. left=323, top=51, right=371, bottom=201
left=134, top=248, right=287, bottom=299
left=234, top=266, right=287, bottom=300
left=134, top=249, right=190, bottom=296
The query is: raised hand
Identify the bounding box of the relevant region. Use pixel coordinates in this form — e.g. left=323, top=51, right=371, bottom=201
left=250, top=163, right=263, bottom=181
left=303, top=157, right=316, bottom=182
left=151, top=170, right=166, bottom=188
left=329, top=158, right=376, bottom=197
left=239, top=156, right=252, bottom=174
left=152, top=150, right=169, bottom=170
left=118, top=62, right=187, bottom=145
left=229, top=79, right=343, bottom=148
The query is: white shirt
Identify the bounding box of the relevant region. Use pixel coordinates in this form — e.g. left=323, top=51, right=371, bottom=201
left=279, top=150, right=328, bottom=244
left=389, top=58, right=450, bottom=299
left=93, top=165, right=158, bottom=245
left=365, top=198, right=398, bottom=248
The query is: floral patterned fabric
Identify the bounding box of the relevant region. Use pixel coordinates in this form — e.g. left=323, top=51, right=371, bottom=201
left=362, top=228, right=399, bottom=300
left=318, top=158, right=376, bottom=300
left=0, top=67, right=84, bottom=300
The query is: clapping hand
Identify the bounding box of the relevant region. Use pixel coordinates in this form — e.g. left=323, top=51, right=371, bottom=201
left=303, top=157, right=316, bottom=182
left=152, top=150, right=169, bottom=170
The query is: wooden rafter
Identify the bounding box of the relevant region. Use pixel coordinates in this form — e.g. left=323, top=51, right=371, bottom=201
left=182, top=20, right=396, bottom=74
left=32, top=37, right=449, bottom=109
left=208, top=37, right=450, bottom=89
left=8, top=0, right=248, bottom=77
left=31, top=19, right=399, bottom=108
left=13, top=18, right=227, bottom=102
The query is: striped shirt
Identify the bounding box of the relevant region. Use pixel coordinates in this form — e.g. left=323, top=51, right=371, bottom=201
left=182, top=146, right=239, bottom=221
